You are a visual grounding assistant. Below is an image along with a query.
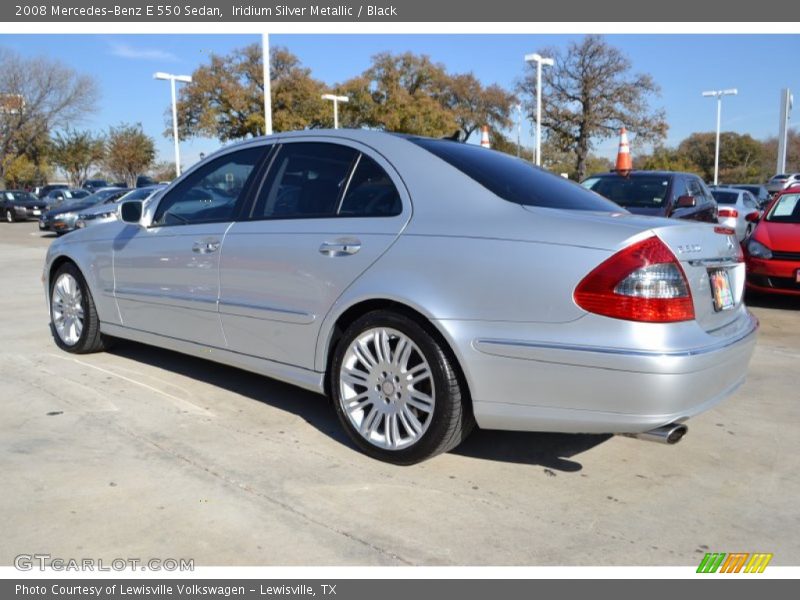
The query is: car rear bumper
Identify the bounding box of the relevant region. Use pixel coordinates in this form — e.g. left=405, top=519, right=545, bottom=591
left=438, top=310, right=758, bottom=434
left=746, top=257, right=800, bottom=295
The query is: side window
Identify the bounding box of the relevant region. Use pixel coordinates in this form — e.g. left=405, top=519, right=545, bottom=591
left=338, top=155, right=402, bottom=217
left=252, top=143, right=357, bottom=219
left=672, top=177, right=689, bottom=200
left=153, top=146, right=265, bottom=226
left=687, top=178, right=705, bottom=200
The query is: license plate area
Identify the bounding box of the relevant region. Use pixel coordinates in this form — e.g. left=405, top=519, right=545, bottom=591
left=32, top=209, right=41, bottom=216
left=709, top=268, right=735, bottom=312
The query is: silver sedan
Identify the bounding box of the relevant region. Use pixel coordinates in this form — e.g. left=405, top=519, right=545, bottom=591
left=43, top=130, right=758, bottom=464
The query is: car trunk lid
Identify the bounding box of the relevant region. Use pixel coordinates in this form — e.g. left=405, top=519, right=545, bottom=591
left=654, top=223, right=744, bottom=332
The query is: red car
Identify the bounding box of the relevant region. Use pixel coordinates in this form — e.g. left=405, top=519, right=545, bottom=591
left=745, top=185, right=800, bottom=296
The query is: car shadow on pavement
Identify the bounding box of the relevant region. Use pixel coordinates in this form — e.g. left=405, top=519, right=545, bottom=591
left=107, top=340, right=610, bottom=469
left=452, top=429, right=611, bottom=470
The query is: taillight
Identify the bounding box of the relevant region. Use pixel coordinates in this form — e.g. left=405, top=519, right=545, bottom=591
left=718, top=208, right=739, bottom=218
left=574, top=235, right=695, bottom=323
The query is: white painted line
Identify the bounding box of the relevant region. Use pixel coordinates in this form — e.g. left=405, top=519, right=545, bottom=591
left=46, top=353, right=212, bottom=416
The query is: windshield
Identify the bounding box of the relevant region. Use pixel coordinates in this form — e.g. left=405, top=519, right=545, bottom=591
left=711, top=191, right=739, bottom=205
left=408, top=138, right=619, bottom=212
left=582, top=175, right=670, bottom=209
left=772, top=175, right=788, bottom=181
left=4, top=191, right=38, bottom=202
left=766, top=194, right=800, bottom=223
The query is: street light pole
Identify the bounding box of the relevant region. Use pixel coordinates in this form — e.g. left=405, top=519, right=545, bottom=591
left=262, top=33, right=273, bottom=136
left=516, top=103, right=522, bottom=157
left=524, top=53, right=554, bottom=167
left=702, top=88, right=738, bottom=186
left=321, top=94, right=349, bottom=129
left=154, top=72, right=192, bottom=178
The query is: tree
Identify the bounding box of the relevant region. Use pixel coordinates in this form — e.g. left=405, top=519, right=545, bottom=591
left=104, top=124, right=155, bottom=188
left=677, top=132, right=764, bottom=183
left=445, top=73, right=517, bottom=141
left=50, top=129, right=105, bottom=187
left=174, top=44, right=327, bottom=141
left=761, top=128, right=800, bottom=180
left=0, top=47, right=97, bottom=184
left=2, top=154, right=39, bottom=189
left=349, top=51, right=457, bottom=137
left=634, top=146, right=701, bottom=174
left=518, top=35, right=667, bottom=181
left=149, top=161, right=177, bottom=183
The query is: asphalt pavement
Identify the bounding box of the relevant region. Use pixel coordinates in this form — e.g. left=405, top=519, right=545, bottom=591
left=1, top=220, right=798, bottom=566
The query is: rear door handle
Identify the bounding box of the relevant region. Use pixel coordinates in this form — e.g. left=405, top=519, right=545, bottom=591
left=319, top=238, right=361, bottom=257
left=192, top=239, right=221, bottom=254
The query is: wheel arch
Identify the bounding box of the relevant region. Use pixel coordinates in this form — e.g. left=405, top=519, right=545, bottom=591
left=318, top=297, right=473, bottom=416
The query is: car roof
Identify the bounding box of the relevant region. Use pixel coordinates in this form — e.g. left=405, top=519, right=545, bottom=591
left=585, top=170, right=688, bottom=179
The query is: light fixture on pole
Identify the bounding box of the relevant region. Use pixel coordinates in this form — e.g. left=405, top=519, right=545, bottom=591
left=524, top=53, right=554, bottom=166
left=702, top=88, right=738, bottom=186
left=321, top=94, right=349, bottom=129
left=154, top=72, right=192, bottom=178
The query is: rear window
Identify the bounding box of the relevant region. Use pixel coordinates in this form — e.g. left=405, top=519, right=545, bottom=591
left=408, top=138, right=619, bottom=212
left=711, top=191, right=739, bottom=205
left=772, top=175, right=788, bottom=180
left=582, top=175, right=670, bottom=209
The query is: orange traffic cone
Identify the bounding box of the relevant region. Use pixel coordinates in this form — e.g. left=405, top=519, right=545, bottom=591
left=480, top=126, right=490, bottom=148
left=615, top=127, right=632, bottom=174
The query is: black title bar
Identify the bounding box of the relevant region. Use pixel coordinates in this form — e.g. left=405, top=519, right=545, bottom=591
left=3, top=1, right=800, bottom=22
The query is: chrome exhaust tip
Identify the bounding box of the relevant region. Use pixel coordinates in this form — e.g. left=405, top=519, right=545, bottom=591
left=626, top=423, right=688, bottom=445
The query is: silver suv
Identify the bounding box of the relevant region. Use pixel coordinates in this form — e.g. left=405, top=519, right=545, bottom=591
left=766, top=173, right=800, bottom=194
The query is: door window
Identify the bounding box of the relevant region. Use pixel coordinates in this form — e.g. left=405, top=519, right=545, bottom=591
left=153, top=146, right=265, bottom=226
left=338, top=155, right=402, bottom=217
left=251, top=143, right=357, bottom=219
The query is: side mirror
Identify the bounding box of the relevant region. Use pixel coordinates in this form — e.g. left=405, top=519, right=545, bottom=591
left=745, top=211, right=760, bottom=223
left=676, top=195, right=696, bottom=208
left=120, top=201, right=143, bottom=224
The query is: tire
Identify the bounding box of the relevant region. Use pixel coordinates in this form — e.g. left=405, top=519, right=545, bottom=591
left=5, top=208, right=15, bottom=223
left=49, top=262, right=109, bottom=354
left=330, top=310, right=474, bottom=464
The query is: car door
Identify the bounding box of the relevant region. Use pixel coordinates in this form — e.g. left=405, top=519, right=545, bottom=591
left=218, top=139, right=411, bottom=370
left=113, top=145, right=267, bottom=347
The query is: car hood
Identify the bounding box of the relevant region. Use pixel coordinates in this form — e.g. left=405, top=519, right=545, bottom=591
left=8, top=199, right=46, bottom=208
left=45, top=202, right=95, bottom=218
left=78, top=202, right=119, bottom=217
left=756, top=221, right=800, bottom=253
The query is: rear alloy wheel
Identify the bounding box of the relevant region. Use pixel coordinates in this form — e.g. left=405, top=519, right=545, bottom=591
left=50, top=263, right=108, bottom=354
left=5, top=208, right=15, bottom=223
left=331, top=311, right=473, bottom=464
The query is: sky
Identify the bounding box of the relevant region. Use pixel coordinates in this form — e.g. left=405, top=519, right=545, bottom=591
left=1, top=33, right=799, bottom=171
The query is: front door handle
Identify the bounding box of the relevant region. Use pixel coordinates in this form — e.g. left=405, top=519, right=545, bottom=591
left=192, top=239, right=220, bottom=254
left=319, top=238, right=361, bottom=257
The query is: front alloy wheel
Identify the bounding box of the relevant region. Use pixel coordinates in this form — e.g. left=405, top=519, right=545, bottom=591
left=331, top=311, right=473, bottom=464
left=49, top=262, right=108, bottom=354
